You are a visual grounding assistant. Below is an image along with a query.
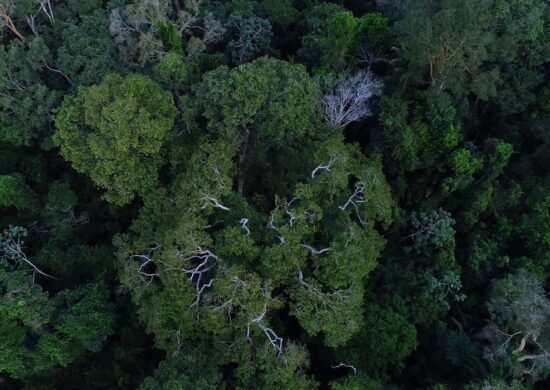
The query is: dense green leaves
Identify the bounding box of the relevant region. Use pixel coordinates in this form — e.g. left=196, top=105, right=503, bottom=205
left=53, top=73, right=177, bottom=205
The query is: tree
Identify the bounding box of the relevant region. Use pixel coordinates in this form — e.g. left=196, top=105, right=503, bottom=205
left=336, top=298, right=417, bottom=374
left=298, top=3, right=367, bottom=72
left=407, top=209, right=456, bottom=249
left=53, top=73, right=178, bottom=205
left=259, top=0, right=298, bottom=28
left=0, top=174, right=35, bottom=210
left=482, top=271, right=550, bottom=379
left=0, top=41, right=60, bottom=146
left=395, top=0, right=495, bottom=96
left=196, top=57, right=321, bottom=194
left=0, top=263, right=114, bottom=379
left=226, top=15, right=272, bottom=65
left=57, top=9, right=119, bottom=86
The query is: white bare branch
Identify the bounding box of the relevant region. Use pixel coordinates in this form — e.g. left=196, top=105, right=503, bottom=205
left=201, top=195, right=230, bottom=211
left=311, top=156, right=339, bottom=179
left=0, top=227, right=57, bottom=282
left=301, top=244, right=330, bottom=256
left=320, top=70, right=383, bottom=129
left=129, top=244, right=162, bottom=286
left=176, top=247, right=222, bottom=309
left=239, top=218, right=250, bottom=237
left=247, top=304, right=284, bottom=355
left=331, top=362, right=357, bottom=374
left=339, top=183, right=368, bottom=226
left=38, top=0, right=54, bottom=22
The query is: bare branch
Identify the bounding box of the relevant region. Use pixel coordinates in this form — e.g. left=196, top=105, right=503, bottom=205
left=201, top=195, right=230, bottom=211
left=0, top=10, right=26, bottom=42
left=129, top=244, right=162, bottom=286
left=38, top=0, right=54, bottom=23
left=247, top=304, right=284, bottom=355
left=1, top=227, right=57, bottom=282
left=42, top=59, right=73, bottom=85
left=301, top=244, right=330, bottom=256
left=339, top=183, right=368, bottom=226
left=175, top=247, right=222, bottom=309
left=331, top=362, right=357, bottom=374
left=311, top=156, right=339, bottom=179
left=239, top=218, right=250, bottom=237
left=26, top=15, right=39, bottom=37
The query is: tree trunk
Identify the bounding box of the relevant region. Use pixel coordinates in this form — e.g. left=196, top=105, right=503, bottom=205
left=0, top=12, right=26, bottom=42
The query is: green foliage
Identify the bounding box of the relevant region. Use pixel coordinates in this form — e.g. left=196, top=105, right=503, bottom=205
left=0, top=0, right=548, bottom=387
left=337, top=299, right=417, bottom=373
left=299, top=3, right=368, bottom=72
left=409, top=209, right=455, bottom=249
left=227, top=16, right=273, bottom=65
left=0, top=269, right=114, bottom=379
left=396, top=0, right=494, bottom=96
left=155, top=19, right=183, bottom=54
left=331, top=374, right=384, bottom=390
left=57, top=10, right=120, bottom=86
left=0, top=174, right=35, bottom=210
left=259, top=0, right=298, bottom=27
left=53, top=73, right=178, bottom=205
left=198, top=57, right=317, bottom=142
left=0, top=41, right=60, bottom=146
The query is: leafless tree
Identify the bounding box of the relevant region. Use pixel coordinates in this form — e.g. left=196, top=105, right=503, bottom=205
left=482, top=271, right=550, bottom=377
left=109, top=1, right=168, bottom=65
left=175, top=1, right=225, bottom=57
left=320, top=70, right=383, bottom=129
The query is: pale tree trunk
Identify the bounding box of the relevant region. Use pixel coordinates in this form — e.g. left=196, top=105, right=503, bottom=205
left=0, top=12, right=25, bottom=42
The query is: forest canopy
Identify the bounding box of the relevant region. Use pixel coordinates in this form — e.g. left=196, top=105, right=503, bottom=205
left=0, top=0, right=548, bottom=389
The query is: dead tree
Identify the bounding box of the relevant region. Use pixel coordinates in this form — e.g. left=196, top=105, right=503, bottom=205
left=37, top=0, right=54, bottom=22
left=320, top=70, right=382, bottom=129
